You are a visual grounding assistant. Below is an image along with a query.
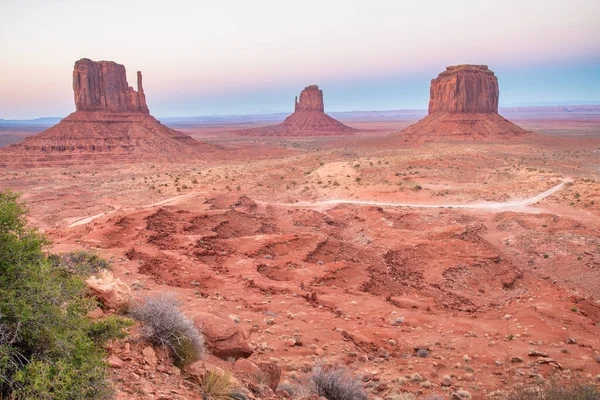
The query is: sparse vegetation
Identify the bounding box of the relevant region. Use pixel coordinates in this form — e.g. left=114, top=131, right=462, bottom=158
left=49, top=250, right=111, bottom=275
left=503, top=380, right=600, bottom=400
left=416, top=348, right=429, bottom=358
left=194, top=370, right=246, bottom=400
left=129, top=293, right=204, bottom=367
left=308, top=365, right=367, bottom=400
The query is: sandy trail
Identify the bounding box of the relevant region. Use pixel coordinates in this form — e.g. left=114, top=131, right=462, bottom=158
left=67, top=192, right=197, bottom=228
left=67, top=179, right=571, bottom=228
left=260, top=178, right=572, bottom=212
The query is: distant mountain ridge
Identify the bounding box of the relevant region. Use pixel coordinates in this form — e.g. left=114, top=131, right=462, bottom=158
left=3, top=105, right=599, bottom=127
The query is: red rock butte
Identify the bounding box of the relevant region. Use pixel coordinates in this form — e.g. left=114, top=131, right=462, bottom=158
left=2, top=58, right=212, bottom=164
left=400, top=65, right=528, bottom=140
left=238, top=85, right=356, bottom=136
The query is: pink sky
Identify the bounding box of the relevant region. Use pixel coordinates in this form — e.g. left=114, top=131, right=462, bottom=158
left=1, top=0, right=599, bottom=118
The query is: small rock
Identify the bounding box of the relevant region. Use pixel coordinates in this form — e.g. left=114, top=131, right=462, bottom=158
left=87, top=308, right=104, bottom=319
left=463, top=373, right=475, bottom=381
left=107, top=354, right=124, bottom=368
left=566, top=337, right=577, bottom=344
left=142, top=346, right=158, bottom=369
left=511, top=356, right=523, bottom=363
left=441, top=375, right=452, bottom=386
left=528, top=350, right=549, bottom=357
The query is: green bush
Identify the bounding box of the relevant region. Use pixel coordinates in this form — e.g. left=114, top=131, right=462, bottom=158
left=0, top=190, right=130, bottom=399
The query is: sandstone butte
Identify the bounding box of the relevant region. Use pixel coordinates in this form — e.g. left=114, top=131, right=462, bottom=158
left=400, top=64, right=528, bottom=140
left=238, top=85, right=356, bottom=136
left=2, top=58, right=213, bottom=164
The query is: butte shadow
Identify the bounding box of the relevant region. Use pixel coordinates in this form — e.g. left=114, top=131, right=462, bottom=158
left=236, top=85, right=357, bottom=137
left=397, top=65, right=529, bottom=140
left=2, top=58, right=215, bottom=165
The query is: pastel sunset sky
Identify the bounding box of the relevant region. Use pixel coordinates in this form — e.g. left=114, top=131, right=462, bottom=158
left=1, top=0, right=599, bottom=119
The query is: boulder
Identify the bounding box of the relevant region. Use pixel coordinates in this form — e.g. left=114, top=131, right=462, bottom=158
left=85, top=270, right=132, bottom=310
left=193, top=312, right=253, bottom=359
left=257, top=362, right=281, bottom=391
left=233, top=358, right=262, bottom=376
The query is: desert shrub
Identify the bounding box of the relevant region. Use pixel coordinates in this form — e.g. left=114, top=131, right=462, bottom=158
left=504, top=380, right=600, bottom=400
left=276, top=382, right=296, bottom=396
left=49, top=250, right=112, bottom=276
left=308, top=365, right=368, bottom=400
left=195, top=370, right=247, bottom=400
left=416, top=348, right=429, bottom=358
left=0, top=190, right=130, bottom=399
left=129, top=293, right=204, bottom=367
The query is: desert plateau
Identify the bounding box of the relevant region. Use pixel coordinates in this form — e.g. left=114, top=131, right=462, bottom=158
left=1, top=2, right=599, bottom=400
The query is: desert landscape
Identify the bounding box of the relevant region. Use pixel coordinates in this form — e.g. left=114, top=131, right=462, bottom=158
left=0, top=52, right=599, bottom=400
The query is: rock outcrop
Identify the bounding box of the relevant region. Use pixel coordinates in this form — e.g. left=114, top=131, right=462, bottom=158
left=238, top=85, right=356, bottom=136
left=294, top=85, right=324, bottom=112
left=428, top=65, right=498, bottom=114
left=399, top=64, right=527, bottom=140
left=73, top=59, right=149, bottom=114
left=2, top=59, right=213, bottom=164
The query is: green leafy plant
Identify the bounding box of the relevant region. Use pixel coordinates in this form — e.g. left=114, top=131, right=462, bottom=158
left=0, top=190, right=130, bottom=399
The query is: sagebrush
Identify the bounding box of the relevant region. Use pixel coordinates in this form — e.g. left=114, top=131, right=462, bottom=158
left=129, top=293, right=204, bottom=367
left=308, top=365, right=368, bottom=400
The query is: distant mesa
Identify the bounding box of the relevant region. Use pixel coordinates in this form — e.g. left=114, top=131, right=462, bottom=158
left=2, top=58, right=212, bottom=163
left=238, top=85, right=356, bottom=136
left=399, top=64, right=528, bottom=139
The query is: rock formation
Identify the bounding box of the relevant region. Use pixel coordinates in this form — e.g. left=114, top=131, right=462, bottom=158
left=400, top=65, right=527, bottom=140
left=3, top=59, right=213, bottom=164
left=294, top=85, right=324, bottom=112
left=428, top=65, right=499, bottom=114
left=238, top=85, right=356, bottom=136
left=73, top=58, right=149, bottom=114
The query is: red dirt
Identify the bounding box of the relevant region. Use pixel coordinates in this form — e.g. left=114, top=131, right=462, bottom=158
left=2, top=117, right=600, bottom=399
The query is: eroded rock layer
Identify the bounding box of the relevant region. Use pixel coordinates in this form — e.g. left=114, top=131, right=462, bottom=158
left=429, top=65, right=498, bottom=114
left=294, top=85, right=324, bottom=112
left=74, top=59, right=149, bottom=114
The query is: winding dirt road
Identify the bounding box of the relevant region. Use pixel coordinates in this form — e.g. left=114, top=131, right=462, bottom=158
left=68, top=179, right=571, bottom=228
left=264, top=178, right=572, bottom=211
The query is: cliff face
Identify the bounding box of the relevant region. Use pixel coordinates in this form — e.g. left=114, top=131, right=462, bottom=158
left=73, top=59, right=150, bottom=114
left=428, top=65, right=499, bottom=114
left=294, top=85, right=325, bottom=112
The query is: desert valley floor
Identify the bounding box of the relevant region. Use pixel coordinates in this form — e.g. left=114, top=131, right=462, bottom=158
left=1, top=112, right=599, bottom=399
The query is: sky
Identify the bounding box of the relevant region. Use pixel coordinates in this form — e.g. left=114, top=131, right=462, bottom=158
left=0, top=0, right=599, bottom=119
